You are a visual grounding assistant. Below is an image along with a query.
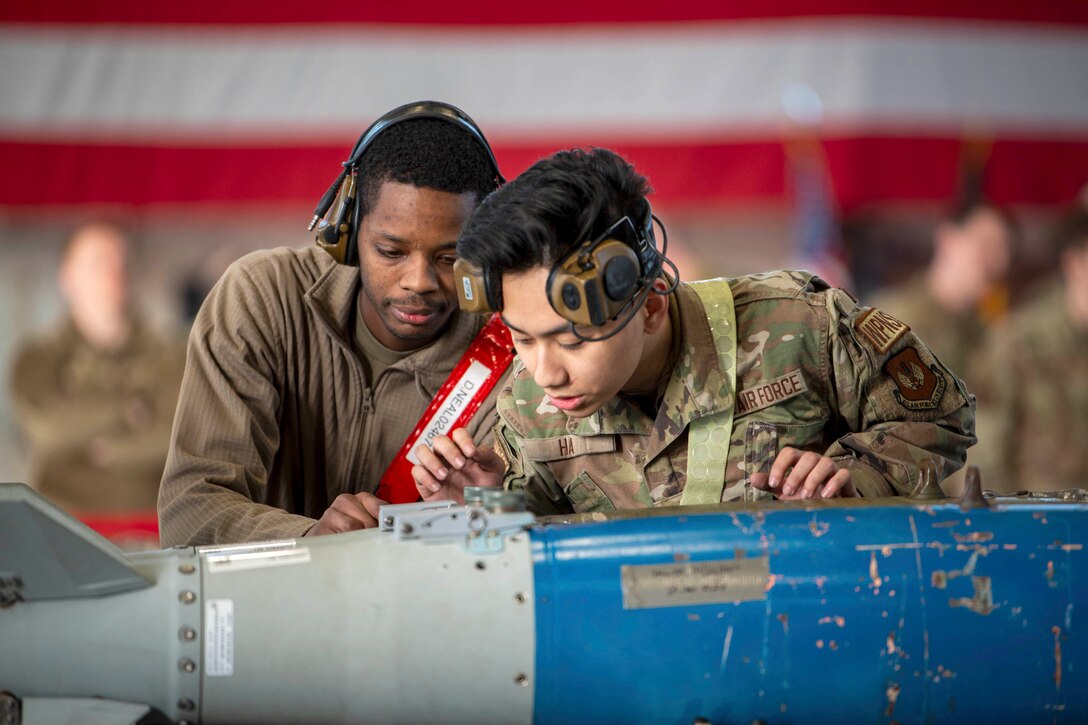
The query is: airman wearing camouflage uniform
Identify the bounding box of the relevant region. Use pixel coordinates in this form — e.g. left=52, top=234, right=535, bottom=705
left=866, top=202, right=1016, bottom=385
left=867, top=273, right=986, bottom=383
left=970, top=208, right=1088, bottom=493
left=411, top=148, right=977, bottom=514
left=493, top=271, right=975, bottom=514
left=971, top=285, right=1088, bottom=492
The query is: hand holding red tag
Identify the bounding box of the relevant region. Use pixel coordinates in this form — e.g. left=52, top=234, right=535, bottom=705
left=411, top=428, right=505, bottom=504
left=377, top=315, right=514, bottom=504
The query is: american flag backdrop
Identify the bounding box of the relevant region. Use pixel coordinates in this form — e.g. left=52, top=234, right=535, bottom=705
left=1, top=1, right=1087, bottom=213
left=0, top=1, right=1086, bottom=537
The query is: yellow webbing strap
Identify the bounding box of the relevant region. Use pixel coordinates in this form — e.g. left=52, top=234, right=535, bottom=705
left=680, top=279, right=738, bottom=505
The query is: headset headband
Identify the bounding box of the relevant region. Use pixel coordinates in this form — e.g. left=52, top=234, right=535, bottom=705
left=344, top=101, right=503, bottom=183
left=309, top=101, right=503, bottom=265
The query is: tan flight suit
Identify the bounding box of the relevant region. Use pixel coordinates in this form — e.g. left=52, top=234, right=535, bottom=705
left=9, top=318, right=185, bottom=512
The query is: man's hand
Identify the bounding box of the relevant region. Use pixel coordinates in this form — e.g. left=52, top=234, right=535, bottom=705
left=305, top=492, right=385, bottom=536
left=412, top=428, right=505, bottom=504
left=750, top=447, right=857, bottom=499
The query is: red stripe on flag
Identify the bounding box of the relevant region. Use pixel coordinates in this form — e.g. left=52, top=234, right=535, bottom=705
left=2, top=1, right=1087, bottom=27
left=2, top=137, right=1086, bottom=210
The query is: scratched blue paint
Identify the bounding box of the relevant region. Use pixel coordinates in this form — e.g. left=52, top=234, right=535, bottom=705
left=530, top=500, right=1086, bottom=723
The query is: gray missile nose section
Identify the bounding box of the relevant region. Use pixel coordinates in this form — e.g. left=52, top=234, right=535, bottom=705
left=0, top=483, right=149, bottom=604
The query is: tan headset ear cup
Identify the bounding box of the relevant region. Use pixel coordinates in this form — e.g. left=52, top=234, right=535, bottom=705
left=313, top=174, right=358, bottom=265
left=454, top=258, right=496, bottom=313
left=548, top=239, right=641, bottom=327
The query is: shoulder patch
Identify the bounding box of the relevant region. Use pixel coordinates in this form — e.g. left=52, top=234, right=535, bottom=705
left=855, top=307, right=909, bottom=354
left=520, top=435, right=617, bottom=462
left=884, top=347, right=946, bottom=410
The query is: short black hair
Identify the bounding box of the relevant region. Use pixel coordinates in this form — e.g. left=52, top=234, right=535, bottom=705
left=357, top=117, right=498, bottom=217
left=458, top=147, right=652, bottom=274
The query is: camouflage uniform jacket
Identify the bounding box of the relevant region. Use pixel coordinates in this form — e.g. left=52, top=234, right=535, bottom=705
left=971, top=282, right=1088, bottom=492
left=493, top=272, right=977, bottom=515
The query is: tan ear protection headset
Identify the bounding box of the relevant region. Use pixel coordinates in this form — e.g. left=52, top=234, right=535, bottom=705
left=308, top=101, right=504, bottom=266
left=455, top=201, right=677, bottom=336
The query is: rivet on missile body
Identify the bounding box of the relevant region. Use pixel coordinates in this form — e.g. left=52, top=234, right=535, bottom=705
left=178, top=626, right=197, bottom=642
left=514, top=592, right=527, bottom=604
left=178, top=591, right=196, bottom=605
left=177, top=698, right=195, bottom=711
left=178, top=658, right=197, bottom=674
left=178, top=563, right=195, bottom=575
left=400, top=523, right=414, bottom=535
left=383, top=516, right=394, bottom=528
left=514, top=673, right=529, bottom=687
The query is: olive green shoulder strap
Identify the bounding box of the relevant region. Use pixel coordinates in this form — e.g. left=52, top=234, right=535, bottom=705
left=681, top=279, right=738, bottom=505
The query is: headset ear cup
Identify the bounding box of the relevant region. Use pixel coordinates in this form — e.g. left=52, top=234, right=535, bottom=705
left=603, top=256, right=639, bottom=301
left=454, top=258, right=500, bottom=313
left=313, top=174, right=358, bottom=265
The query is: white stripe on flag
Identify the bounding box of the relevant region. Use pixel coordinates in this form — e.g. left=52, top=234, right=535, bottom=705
left=2, top=20, right=1087, bottom=139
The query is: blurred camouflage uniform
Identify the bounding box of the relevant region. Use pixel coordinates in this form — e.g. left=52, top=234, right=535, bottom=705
left=9, top=318, right=185, bottom=513
left=867, top=274, right=986, bottom=382
left=971, top=283, right=1088, bottom=492
left=493, top=272, right=977, bottom=515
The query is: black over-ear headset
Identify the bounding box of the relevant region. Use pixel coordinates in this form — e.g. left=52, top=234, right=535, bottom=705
left=455, top=199, right=679, bottom=339
left=308, top=101, right=504, bottom=266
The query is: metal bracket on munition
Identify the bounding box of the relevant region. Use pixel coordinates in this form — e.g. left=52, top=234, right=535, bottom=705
left=377, top=500, right=457, bottom=531
left=379, top=489, right=534, bottom=554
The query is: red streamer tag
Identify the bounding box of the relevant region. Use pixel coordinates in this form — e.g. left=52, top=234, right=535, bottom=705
left=376, top=315, right=514, bottom=503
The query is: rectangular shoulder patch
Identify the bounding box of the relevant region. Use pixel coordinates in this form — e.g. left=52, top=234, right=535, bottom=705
left=854, top=307, right=910, bottom=354
left=520, top=435, right=617, bottom=462
left=735, top=370, right=809, bottom=416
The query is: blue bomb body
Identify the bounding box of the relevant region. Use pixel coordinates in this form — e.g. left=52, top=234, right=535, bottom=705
left=0, top=483, right=1084, bottom=724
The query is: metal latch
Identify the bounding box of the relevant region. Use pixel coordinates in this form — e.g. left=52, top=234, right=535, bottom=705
left=379, top=489, right=533, bottom=554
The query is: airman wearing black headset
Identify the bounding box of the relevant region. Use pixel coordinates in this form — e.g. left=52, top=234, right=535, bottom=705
left=159, top=101, right=513, bottom=546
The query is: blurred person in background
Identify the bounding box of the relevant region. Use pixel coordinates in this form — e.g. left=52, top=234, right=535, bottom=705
left=971, top=206, right=1088, bottom=493
left=867, top=200, right=1016, bottom=383
left=8, top=220, right=186, bottom=517
left=157, top=102, right=510, bottom=547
